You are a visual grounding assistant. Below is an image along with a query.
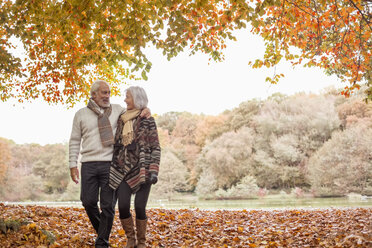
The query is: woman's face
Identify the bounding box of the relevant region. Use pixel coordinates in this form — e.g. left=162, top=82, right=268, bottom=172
left=125, top=91, right=135, bottom=110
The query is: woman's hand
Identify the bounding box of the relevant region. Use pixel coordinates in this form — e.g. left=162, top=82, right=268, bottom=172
left=149, top=173, right=158, bottom=184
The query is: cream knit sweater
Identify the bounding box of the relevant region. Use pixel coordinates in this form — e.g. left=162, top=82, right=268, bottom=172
left=69, top=104, right=125, bottom=168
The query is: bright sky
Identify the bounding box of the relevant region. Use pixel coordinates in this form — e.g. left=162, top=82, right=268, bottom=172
left=0, top=29, right=345, bottom=145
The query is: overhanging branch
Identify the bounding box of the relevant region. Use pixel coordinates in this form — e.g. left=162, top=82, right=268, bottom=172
left=349, top=0, right=372, bottom=32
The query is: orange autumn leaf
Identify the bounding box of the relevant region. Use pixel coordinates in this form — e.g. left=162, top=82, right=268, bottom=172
left=1, top=204, right=372, bottom=247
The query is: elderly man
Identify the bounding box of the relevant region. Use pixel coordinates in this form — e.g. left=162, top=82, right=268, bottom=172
left=69, top=80, right=149, bottom=248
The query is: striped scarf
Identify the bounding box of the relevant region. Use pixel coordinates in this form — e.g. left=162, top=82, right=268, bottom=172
left=87, top=98, right=114, bottom=147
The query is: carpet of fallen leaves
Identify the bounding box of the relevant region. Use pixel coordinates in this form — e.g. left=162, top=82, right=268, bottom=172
left=0, top=203, right=371, bottom=247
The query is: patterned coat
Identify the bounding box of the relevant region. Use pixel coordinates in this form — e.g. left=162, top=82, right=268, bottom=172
left=109, top=116, right=161, bottom=193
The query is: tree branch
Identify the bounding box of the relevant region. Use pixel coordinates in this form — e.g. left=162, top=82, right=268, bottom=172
left=349, top=0, right=372, bottom=31
left=311, top=0, right=322, bottom=55
left=287, top=0, right=316, bottom=18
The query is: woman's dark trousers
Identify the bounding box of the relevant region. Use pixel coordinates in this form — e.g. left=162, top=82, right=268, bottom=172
left=81, top=162, right=115, bottom=248
left=117, top=181, right=151, bottom=220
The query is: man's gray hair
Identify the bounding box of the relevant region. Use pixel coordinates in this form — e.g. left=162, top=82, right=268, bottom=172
left=90, top=80, right=110, bottom=96
left=126, top=86, right=148, bottom=109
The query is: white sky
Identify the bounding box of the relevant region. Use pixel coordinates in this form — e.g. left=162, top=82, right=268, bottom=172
left=0, top=29, right=345, bottom=145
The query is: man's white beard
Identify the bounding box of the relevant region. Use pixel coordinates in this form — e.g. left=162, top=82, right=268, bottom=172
left=102, top=102, right=110, bottom=108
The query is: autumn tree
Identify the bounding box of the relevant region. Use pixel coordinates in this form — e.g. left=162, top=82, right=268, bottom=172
left=250, top=0, right=371, bottom=100
left=196, top=127, right=255, bottom=193
left=253, top=93, right=340, bottom=153
left=250, top=150, right=283, bottom=189
left=169, top=112, right=203, bottom=187
left=336, top=97, right=372, bottom=129
left=0, top=0, right=244, bottom=105
left=171, top=112, right=201, bottom=146
left=0, top=138, right=12, bottom=192
left=8, top=143, right=43, bottom=170
left=225, top=98, right=262, bottom=132
left=1, top=142, right=46, bottom=201
left=1, top=0, right=370, bottom=105
left=308, top=123, right=372, bottom=196
left=156, top=112, right=230, bottom=189
left=156, top=112, right=182, bottom=135
left=151, top=148, right=190, bottom=199
left=194, top=114, right=229, bottom=147
left=0, top=142, right=69, bottom=200
left=2, top=167, right=44, bottom=201
left=157, top=127, right=171, bottom=148
left=251, top=93, right=340, bottom=189
left=32, top=144, right=70, bottom=194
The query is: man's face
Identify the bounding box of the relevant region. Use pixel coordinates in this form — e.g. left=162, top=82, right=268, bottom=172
left=92, top=83, right=110, bottom=108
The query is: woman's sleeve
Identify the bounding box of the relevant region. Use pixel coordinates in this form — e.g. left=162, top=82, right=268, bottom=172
left=147, top=118, right=161, bottom=175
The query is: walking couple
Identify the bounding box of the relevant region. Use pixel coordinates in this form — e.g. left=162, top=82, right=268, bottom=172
left=69, top=80, right=161, bottom=247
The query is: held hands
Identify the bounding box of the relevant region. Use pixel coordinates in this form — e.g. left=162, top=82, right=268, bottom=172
left=149, top=173, right=158, bottom=185
left=70, top=167, right=79, bottom=184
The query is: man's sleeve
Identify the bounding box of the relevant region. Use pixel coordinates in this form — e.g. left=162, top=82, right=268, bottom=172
left=69, top=112, right=82, bottom=168
left=120, top=105, right=126, bottom=114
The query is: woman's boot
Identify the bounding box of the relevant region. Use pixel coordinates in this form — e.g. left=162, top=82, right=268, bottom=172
left=136, top=218, right=147, bottom=248
left=120, top=217, right=136, bottom=248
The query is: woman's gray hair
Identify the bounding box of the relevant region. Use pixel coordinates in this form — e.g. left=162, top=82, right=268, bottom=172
left=126, top=86, right=148, bottom=109
left=90, top=80, right=110, bottom=96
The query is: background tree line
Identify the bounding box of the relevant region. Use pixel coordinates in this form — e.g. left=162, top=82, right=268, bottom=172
left=0, top=87, right=371, bottom=202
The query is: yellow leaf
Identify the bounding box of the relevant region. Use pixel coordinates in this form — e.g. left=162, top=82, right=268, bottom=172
left=104, top=9, right=109, bottom=18
left=28, top=223, right=37, bottom=229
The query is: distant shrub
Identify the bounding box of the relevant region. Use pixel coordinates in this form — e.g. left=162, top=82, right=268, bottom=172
left=210, top=176, right=259, bottom=199
left=257, top=188, right=267, bottom=198
left=291, top=187, right=304, bottom=198
left=225, top=176, right=259, bottom=199
left=195, top=168, right=217, bottom=198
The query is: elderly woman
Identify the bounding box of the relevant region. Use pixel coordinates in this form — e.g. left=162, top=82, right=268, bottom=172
left=109, top=86, right=160, bottom=248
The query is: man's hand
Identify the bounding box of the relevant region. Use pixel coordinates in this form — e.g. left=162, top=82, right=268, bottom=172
left=140, top=107, right=151, bottom=119
left=70, top=167, right=79, bottom=184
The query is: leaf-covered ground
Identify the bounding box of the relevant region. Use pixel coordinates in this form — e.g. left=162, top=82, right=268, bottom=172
left=0, top=203, right=371, bottom=247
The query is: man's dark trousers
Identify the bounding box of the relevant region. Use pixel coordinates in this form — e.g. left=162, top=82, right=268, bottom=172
left=81, top=161, right=116, bottom=248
